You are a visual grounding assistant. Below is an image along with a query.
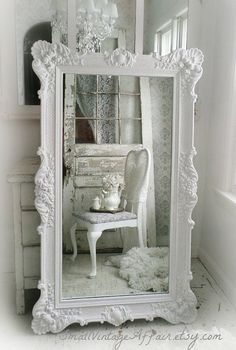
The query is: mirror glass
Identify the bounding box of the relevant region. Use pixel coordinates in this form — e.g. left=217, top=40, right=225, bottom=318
left=61, top=74, right=173, bottom=298
left=76, top=0, right=136, bottom=54
left=144, top=0, right=189, bottom=54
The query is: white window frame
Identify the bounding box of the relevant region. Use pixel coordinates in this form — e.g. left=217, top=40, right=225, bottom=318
left=154, top=8, right=188, bottom=56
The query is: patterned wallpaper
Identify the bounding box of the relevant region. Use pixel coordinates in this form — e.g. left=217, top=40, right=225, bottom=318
left=150, top=77, right=173, bottom=243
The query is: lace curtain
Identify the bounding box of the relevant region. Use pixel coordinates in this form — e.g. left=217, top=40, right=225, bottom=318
left=76, top=75, right=118, bottom=144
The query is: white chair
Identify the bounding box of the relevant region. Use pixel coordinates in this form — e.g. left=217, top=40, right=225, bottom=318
left=70, top=148, right=151, bottom=278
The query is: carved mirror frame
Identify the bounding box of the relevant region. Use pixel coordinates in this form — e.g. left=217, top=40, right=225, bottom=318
left=31, top=40, right=203, bottom=334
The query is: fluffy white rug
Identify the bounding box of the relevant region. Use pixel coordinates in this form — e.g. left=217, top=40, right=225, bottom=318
left=105, top=247, right=169, bottom=292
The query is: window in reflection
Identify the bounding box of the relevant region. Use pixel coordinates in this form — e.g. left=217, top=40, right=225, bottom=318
left=144, top=0, right=188, bottom=55
left=73, top=75, right=142, bottom=145
left=154, top=9, right=188, bottom=56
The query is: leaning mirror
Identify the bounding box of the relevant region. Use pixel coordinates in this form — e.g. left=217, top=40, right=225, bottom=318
left=31, top=41, right=203, bottom=334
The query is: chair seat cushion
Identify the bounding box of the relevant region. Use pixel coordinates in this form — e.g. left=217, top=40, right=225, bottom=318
left=74, top=211, right=137, bottom=224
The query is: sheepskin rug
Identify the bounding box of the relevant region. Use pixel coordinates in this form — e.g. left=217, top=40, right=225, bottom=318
left=105, top=247, right=169, bottom=293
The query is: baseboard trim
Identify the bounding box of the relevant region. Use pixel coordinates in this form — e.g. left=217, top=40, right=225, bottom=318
left=198, top=247, right=236, bottom=309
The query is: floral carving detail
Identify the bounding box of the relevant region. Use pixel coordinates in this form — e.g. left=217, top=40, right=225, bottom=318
left=153, top=48, right=204, bottom=102
left=101, top=305, right=134, bottom=326
left=178, top=148, right=198, bottom=227
left=35, top=147, right=54, bottom=235
left=31, top=41, right=86, bottom=97
left=32, top=282, right=87, bottom=335
left=151, top=276, right=197, bottom=324
left=104, top=48, right=137, bottom=67
left=151, top=290, right=197, bottom=324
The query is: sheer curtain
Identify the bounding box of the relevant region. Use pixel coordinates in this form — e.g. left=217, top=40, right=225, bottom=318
left=76, top=75, right=118, bottom=144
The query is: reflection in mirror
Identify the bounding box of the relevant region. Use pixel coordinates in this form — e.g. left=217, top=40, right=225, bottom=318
left=62, top=75, right=173, bottom=299
left=110, top=0, right=136, bottom=53
left=76, top=0, right=136, bottom=54
left=144, top=0, right=188, bottom=55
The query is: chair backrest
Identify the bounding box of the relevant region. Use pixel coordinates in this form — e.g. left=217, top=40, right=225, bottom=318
left=123, top=148, right=151, bottom=213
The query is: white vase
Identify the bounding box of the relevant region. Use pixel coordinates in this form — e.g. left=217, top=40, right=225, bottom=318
left=103, top=190, right=121, bottom=210
left=91, top=196, right=101, bottom=210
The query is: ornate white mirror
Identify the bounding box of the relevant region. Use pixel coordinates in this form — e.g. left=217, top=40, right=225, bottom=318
left=31, top=41, right=203, bottom=334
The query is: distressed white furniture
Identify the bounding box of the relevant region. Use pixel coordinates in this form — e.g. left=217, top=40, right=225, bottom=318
left=31, top=40, right=203, bottom=334
left=70, top=148, right=151, bottom=278
left=8, top=157, right=40, bottom=314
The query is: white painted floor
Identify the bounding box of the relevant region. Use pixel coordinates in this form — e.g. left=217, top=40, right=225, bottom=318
left=62, top=253, right=166, bottom=298
left=1, top=259, right=236, bottom=350
left=63, top=253, right=138, bottom=298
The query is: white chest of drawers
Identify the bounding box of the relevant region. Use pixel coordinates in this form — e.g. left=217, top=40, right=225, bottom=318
left=8, top=157, right=40, bottom=314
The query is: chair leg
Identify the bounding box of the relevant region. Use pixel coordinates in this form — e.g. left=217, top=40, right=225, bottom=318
left=87, top=230, right=102, bottom=278
left=120, top=227, right=125, bottom=246
left=70, top=223, right=78, bottom=261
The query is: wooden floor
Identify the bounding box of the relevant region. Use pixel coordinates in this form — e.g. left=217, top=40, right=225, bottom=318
left=1, top=259, right=236, bottom=350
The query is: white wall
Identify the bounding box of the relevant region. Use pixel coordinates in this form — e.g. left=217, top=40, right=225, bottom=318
left=193, top=0, right=236, bottom=307
left=0, top=0, right=40, bottom=273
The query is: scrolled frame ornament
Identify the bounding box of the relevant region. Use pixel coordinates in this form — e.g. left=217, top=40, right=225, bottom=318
left=31, top=40, right=86, bottom=98
left=34, top=147, right=55, bottom=235
left=153, top=48, right=203, bottom=101
left=31, top=42, right=203, bottom=334
left=32, top=282, right=87, bottom=334
left=101, top=305, right=134, bottom=326
left=178, top=148, right=199, bottom=227
left=104, top=48, right=137, bottom=67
